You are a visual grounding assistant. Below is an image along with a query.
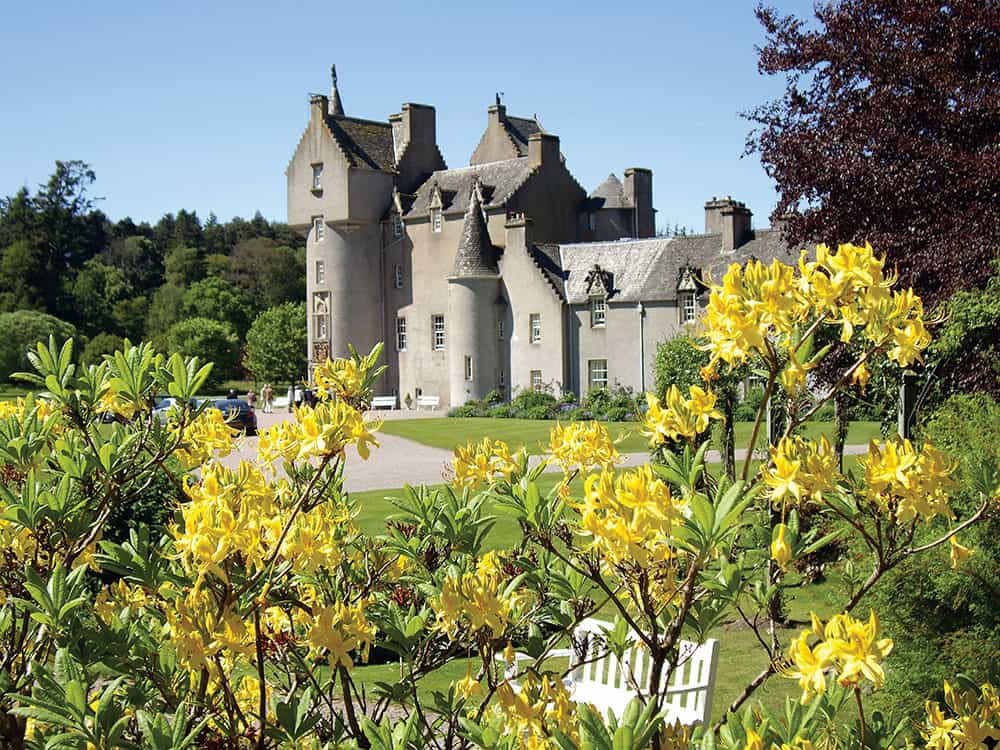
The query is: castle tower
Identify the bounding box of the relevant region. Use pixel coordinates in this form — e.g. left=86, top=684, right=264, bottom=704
left=286, top=66, right=395, bottom=370
left=447, top=184, right=501, bottom=407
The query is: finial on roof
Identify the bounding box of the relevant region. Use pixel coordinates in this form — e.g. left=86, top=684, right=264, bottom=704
left=329, top=64, right=344, bottom=116
left=495, top=91, right=505, bottom=107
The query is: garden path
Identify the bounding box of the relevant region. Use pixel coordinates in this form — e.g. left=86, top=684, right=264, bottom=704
left=224, top=411, right=870, bottom=492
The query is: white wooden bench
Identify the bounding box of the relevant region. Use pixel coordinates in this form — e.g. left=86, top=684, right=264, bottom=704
left=501, top=618, right=719, bottom=726
left=370, top=395, right=398, bottom=410
left=416, top=395, right=440, bottom=410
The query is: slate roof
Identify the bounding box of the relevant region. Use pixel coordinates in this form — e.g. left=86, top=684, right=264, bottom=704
left=405, top=159, right=533, bottom=217
left=503, top=115, right=544, bottom=156
left=451, top=188, right=499, bottom=277
left=323, top=114, right=395, bottom=171
left=543, top=228, right=802, bottom=303
left=589, top=173, right=627, bottom=209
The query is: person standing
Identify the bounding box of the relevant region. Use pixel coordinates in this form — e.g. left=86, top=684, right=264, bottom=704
left=293, top=385, right=303, bottom=409
left=262, top=384, right=273, bottom=413
left=246, top=388, right=257, bottom=409
left=287, top=385, right=294, bottom=413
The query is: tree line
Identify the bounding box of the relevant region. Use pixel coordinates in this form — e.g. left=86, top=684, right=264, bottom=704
left=0, top=161, right=307, bottom=386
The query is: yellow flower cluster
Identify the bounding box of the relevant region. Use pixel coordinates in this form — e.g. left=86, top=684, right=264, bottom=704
left=313, top=357, right=364, bottom=403
left=166, top=588, right=254, bottom=674
left=452, top=438, right=520, bottom=489
left=0, top=396, right=57, bottom=422
left=495, top=673, right=579, bottom=749
left=307, top=599, right=376, bottom=669
left=862, top=439, right=955, bottom=523
left=174, top=461, right=356, bottom=583
left=643, top=385, right=722, bottom=445
left=770, top=523, right=793, bottom=572
left=923, top=680, right=1000, bottom=750
left=549, top=421, right=620, bottom=473
left=94, top=580, right=153, bottom=621
left=95, top=384, right=139, bottom=420
left=172, top=408, right=236, bottom=468
left=702, top=243, right=931, bottom=376
left=763, top=436, right=839, bottom=508
left=257, top=402, right=379, bottom=468
left=783, top=611, right=894, bottom=703
left=431, top=552, right=519, bottom=639
left=174, top=461, right=280, bottom=581
left=577, top=466, right=686, bottom=570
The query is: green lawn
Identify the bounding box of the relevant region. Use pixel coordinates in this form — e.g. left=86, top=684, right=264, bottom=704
left=379, top=417, right=882, bottom=455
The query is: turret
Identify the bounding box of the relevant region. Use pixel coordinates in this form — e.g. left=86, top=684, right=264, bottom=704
left=446, top=184, right=501, bottom=407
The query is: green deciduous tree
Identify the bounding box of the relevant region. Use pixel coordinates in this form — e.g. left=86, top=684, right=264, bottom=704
left=164, top=317, right=239, bottom=388
left=80, top=332, right=125, bottom=366
left=145, top=284, right=186, bottom=340
left=0, top=310, right=77, bottom=382
left=163, top=244, right=204, bottom=287
left=244, top=302, right=307, bottom=386
left=181, top=277, right=254, bottom=338
left=226, top=238, right=305, bottom=313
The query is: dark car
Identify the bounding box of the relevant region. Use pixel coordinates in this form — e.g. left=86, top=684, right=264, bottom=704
left=208, top=398, right=257, bottom=436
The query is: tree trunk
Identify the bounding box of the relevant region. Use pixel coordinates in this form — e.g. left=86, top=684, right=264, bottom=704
left=0, top=710, right=26, bottom=750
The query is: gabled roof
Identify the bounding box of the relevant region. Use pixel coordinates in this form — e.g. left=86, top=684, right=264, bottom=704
left=541, top=228, right=803, bottom=304
left=322, top=114, right=395, bottom=171
left=451, top=187, right=499, bottom=277
left=589, top=173, right=627, bottom=209
left=503, top=115, right=544, bottom=156
left=405, top=159, right=533, bottom=217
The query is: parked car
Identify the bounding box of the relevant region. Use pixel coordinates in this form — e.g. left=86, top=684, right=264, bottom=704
left=207, top=398, right=257, bottom=436
left=151, top=396, right=199, bottom=423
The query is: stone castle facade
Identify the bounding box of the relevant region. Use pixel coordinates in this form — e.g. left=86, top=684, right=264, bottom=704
left=287, top=67, right=797, bottom=407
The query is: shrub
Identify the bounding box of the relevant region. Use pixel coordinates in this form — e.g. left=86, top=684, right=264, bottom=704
left=654, top=334, right=708, bottom=398
left=0, top=310, right=77, bottom=382
left=164, top=317, right=239, bottom=388
left=80, top=332, right=125, bottom=366
left=520, top=404, right=553, bottom=420
left=510, top=388, right=557, bottom=415
left=483, top=388, right=505, bottom=405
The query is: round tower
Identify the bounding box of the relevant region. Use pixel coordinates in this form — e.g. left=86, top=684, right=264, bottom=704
left=447, top=185, right=500, bottom=407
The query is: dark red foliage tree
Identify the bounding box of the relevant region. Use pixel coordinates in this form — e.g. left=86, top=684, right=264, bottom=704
left=746, top=0, right=1000, bottom=309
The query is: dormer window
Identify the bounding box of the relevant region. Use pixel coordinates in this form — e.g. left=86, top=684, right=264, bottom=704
left=590, top=296, right=606, bottom=327
left=311, top=163, right=323, bottom=191
left=431, top=207, right=442, bottom=233
left=312, top=216, right=325, bottom=242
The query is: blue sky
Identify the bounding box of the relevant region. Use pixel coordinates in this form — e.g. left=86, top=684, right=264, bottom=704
left=0, top=0, right=817, bottom=233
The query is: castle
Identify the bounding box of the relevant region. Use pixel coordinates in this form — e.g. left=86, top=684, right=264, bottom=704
left=287, top=67, right=797, bottom=407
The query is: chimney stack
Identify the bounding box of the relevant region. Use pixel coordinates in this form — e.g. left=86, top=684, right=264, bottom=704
left=528, top=133, right=560, bottom=169
left=705, top=196, right=752, bottom=251
left=399, top=103, right=436, bottom=146
left=624, top=168, right=655, bottom=238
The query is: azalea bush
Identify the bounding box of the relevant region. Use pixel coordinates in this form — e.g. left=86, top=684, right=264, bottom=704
left=0, top=243, right=997, bottom=750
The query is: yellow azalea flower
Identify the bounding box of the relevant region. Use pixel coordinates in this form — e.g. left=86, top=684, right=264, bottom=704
left=549, top=421, right=619, bottom=472
left=307, top=600, right=376, bottom=670
left=850, top=361, right=871, bottom=390
left=172, top=407, right=236, bottom=468
left=782, top=611, right=893, bottom=702
left=862, top=438, right=956, bottom=523
left=644, top=385, right=722, bottom=446
left=949, top=536, right=975, bottom=570
left=454, top=663, right=482, bottom=700
left=780, top=357, right=814, bottom=395
left=452, top=438, right=521, bottom=488
left=771, top=523, right=793, bottom=572
left=744, top=728, right=763, bottom=750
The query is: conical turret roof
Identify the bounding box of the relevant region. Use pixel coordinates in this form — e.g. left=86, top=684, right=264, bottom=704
left=451, top=185, right=499, bottom=277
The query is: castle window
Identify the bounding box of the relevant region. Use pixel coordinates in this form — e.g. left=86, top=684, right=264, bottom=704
left=530, top=370, right=543, bottom=391
left=311, top=163, right=323, bottom=190
left=498, top=369, right=506, bottom=388
left=464, top=356, right=473, bottom=381
left=315, top=260, right=325, bottom=285
left=431, top=207, right=442, bottom=233
left=312, top=292, right=330, bottom=341
left=394, top=264, right=404, bottom=289
left=529, top=314, right=541, bottom=344
left=590, top=297, right=606, bottom=327
left=392, top=212, right=403, bottom=238
left=497, top=318, right=505, bottom=341
left=680, top=291, right=696, bottom=323
left=432, top=315, right=445, bottom=351
left=588, top=359, right=608, bottom=391
left=396, top=317, right=406, bottom=351
left=312, top=216, right=325, bottom=242
left=588, top=213, right=596, bottom=232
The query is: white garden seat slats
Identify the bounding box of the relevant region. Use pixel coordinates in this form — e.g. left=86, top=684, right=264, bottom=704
left=500, top=618, right=719, bottom=727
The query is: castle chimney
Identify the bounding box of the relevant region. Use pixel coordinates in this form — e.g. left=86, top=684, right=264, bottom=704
left=400, top=103, right=436, bottom=146
left=504, top=213, right=533, bottom=252
left=704, top=196, right=753, bottom=250
left=528, top=133, right=560, bottom=169
left=624, top=167, right=655, bottom=238
left=329, top=64, right=344, bottom=116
